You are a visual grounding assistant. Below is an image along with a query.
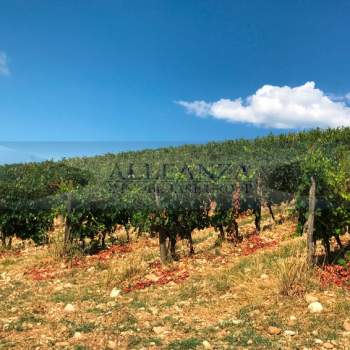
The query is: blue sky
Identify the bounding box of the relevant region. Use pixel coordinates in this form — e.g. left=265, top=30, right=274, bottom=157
left=1, top=0, right=350, bottom=159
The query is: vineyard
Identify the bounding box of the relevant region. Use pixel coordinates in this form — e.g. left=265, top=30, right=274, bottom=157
left=1, top=128, right=350, bottom=263
left=1, top=127, right=350, bottom=349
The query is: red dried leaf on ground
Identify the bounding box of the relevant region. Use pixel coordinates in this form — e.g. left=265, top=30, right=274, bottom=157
left=70, top=257, right=87, bottom=268
left=319, top=263, right=350, bottom=289
left=25, top=267, right=60, bottom=281
left=123, top=279, right=154, bottom=292
left=0, top=250, right=22, bottom=259
left=94, top=244, right=132, bottom=261
left=123, top=263, right=190, bottom=293
left=148, top=260, right=162, bottom=269
left=241, top=234, right=277, bottom=256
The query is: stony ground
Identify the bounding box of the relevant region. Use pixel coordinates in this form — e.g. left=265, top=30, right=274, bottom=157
left=1, top=211, right=350, bottom=350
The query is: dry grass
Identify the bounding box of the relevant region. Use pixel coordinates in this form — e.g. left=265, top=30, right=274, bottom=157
left=105, top=255, right=149, bottom=287
left=1, top=215, right=350, bottom=349
left=274, top=246, right=312, bottom=296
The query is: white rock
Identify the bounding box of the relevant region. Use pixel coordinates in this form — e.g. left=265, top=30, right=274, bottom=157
left=260, top=274, right=269, bottom=279
left=73, top=332, right=82, bottom=339
left=64, top=304, right=75, bottom=312
left=232, top=319, right=243, bottom=325
left=202, top=340, right=212, bottom=349
left=314, top=338, right=323, bottom=344
left=290, top=315, right=297, bottom=321
left=308, top=301, right=323, bottom=313
left=284, top=330, right=296, bottom=336
left=110, top=288, right=121, bottom=298
left=54, top=285, right=64, bottom=292
left=153, top=326, right=166, bottom=335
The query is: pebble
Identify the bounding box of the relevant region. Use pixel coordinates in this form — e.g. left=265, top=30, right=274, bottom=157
left=152, top=326, right=166, bottom=335
left=73, top=332, right=82, bottom=339
left=149, top=307, right=158, bottom=315
left=260, top=274, right=269, bottom=279
left=268, top=326, right=282, bottom=335
left=110, top=288, right=121, bottom=298
left=107, top=340, right=117, bottom=349
left=323, top=342, right=334, bottom=349
left=232, top=319, right=243, bottom=325
left=146, top=273, right=159, bottom=282
left=54, top=285, right=63, bottom=292
left=64, top=304, right=75, bottom=312
left=308, top=301, right=323, bottom=313
left=343, top=319, right=350, bottom=331
left=288, top=315, right=297, bottom=326
left=202, top=340, right=212, bottom=349
left=249, top=310, right=260, bottom=317
left=284, top=330, right=296, bottom=336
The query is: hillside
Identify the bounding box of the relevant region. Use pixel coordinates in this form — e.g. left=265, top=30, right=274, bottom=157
left=63, top=128, right=350, bottom=179
left=1, top=128, right=350, bottom=349
left=1, top=209, right=350, bottom=350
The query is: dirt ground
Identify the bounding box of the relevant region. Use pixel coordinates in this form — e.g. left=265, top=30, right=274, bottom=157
left=1, top=211, right=350, bottom=350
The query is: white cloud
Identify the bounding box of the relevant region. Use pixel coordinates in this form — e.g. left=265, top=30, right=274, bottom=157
left=0, top=51, right=10, bottom=76
left=177, top=100, right=211, bottom=117
left=176, top=82, right=350, bottom=129
left=346, top=93, right=350, bottom=101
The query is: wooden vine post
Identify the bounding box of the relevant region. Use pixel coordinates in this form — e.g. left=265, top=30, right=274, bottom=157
left=64, top=192, right=73, bottom=247
left=307, top=176, right=316, bottom=267
left=229, top=181, right=241, bottom=241
left=255, top=173, right=262, bottom=233
left=154, top=184, right=167, bottom=263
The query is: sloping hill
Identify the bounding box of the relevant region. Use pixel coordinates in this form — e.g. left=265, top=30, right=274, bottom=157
left=1, top=211, right=350, bottom=349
